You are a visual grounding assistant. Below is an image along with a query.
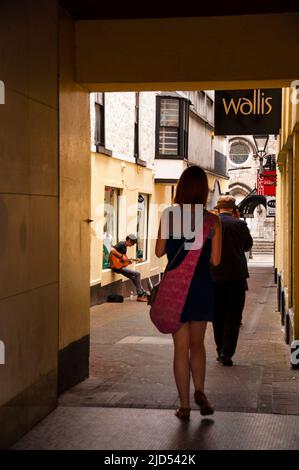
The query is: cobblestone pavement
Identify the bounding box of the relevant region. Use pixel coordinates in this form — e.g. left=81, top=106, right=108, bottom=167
left=59, top=262, right=299, bottom=415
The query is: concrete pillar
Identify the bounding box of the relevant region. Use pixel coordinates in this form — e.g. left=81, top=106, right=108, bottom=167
left=58, top=9, right=91, bottom=394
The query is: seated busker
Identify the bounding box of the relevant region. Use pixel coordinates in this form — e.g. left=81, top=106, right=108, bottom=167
left=109, top=234, right=148, bottom=302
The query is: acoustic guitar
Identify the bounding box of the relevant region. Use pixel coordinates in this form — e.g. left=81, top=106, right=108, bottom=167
left=109, top=252, right=144, bottom=270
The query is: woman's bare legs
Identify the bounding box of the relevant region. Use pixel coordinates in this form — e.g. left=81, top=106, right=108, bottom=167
left=172, top=323, right=191, bottom=409
left=189, top=321, right=214, bottom=415
left=189, top=321, right=207, bottom=392
left=172, top=321, right=212, bottom=416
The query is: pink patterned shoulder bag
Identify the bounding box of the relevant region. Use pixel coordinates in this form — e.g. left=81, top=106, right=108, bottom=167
left=149, top=212, right=217, bottom=334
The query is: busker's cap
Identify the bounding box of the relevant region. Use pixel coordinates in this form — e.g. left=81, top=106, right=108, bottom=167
left=127, top=234, right=137, bottom=243
left=214, top=195, right=237, bottom=210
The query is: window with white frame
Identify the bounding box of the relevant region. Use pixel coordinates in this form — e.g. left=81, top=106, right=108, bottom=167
left=136, top=193, right=149, bottom=261
left=156, top=97, right=189, bottom=158
left=103, top=187, right=119, bottom=269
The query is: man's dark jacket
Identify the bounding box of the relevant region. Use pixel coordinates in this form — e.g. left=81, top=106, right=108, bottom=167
left=211, top=212, right=253, bottom=282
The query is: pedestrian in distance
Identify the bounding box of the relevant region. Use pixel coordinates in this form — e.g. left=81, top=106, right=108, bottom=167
left=155, top=166, right=222, bottom=420
left=211, top=195, right=253, bottom=366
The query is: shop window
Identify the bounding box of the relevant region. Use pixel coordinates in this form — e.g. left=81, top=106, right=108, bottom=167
left=102, top=187, right=119, bottom=269
left=136, top=193, right=149, bottom=261
left=156, top=97, right=189, bottom=158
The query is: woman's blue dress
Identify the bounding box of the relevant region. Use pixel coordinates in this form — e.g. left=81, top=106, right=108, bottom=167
left=165, top=221, right=214, bottom=323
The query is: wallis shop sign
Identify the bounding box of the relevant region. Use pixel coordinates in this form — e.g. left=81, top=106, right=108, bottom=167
left=214, top=89, right=282, bottom=135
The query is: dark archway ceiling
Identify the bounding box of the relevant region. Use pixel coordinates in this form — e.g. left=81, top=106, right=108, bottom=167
left=59, top=1, right=299, bottom=20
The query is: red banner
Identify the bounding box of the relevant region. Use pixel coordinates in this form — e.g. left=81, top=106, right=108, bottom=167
left=257, top=170, right=276, bottom=196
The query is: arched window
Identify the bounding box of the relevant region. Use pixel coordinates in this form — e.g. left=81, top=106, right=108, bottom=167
left=229, top=141, right=250, bottom=165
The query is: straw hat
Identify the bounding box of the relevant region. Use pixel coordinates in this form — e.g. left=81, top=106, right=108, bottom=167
left=214, top=195, right=237, bottom=210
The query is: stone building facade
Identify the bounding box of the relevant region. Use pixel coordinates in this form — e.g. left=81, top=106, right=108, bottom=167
left=183, top=90, right=229, bottom=209
left=227, top=135, right=277, bottom=241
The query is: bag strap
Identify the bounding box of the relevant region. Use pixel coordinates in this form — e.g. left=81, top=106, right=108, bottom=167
left=164, top=240, right=185, bottom=274
left=164, top=211, right=216, bottom=274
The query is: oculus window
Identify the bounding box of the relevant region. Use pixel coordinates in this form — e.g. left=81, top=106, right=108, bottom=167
left=229, top=142, right=250, bottom=165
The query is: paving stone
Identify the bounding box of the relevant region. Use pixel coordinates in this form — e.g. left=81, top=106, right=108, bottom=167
left=11, top=265, right=299, bottom=449
left=12, top=407, right=299, bottom=450
left=76, top=266, right=299, bottom=413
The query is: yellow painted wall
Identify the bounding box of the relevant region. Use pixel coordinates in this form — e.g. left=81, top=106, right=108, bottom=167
left=275, top=161, right=283, bottom=274
left=287, top=150, right=293, bottom=306
left=0, top=0, right=59, bottom=449
left=90, top=153, right=172, bottom=288
left=282, top=153, right=291, bottom=305
left=75, top=14, right=299, bottom=91
left=277, top=87, right=299, bottom=341
left=293, top=133, right=299, bottom=338
left=59, top=10, right=91, bottom=351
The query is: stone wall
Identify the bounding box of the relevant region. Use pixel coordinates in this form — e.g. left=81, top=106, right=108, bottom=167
left=90, top=91, right=156, bottom=166
left=228, top=135, right=276, bottom=241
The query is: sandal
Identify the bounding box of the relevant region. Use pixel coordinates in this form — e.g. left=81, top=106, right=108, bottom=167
left=194, top=390, right=214, bottom=416
left=175, top=407, right=191, bottom=420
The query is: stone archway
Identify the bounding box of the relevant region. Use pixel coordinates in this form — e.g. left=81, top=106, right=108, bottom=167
left=229, top=182, right=252, bottom=197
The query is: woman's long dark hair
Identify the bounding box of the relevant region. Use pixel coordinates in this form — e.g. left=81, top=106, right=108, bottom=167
left=174, top=165, right=209, bottom=206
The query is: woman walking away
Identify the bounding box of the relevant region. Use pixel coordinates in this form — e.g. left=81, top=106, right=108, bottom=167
left=155, top=166, right=221, bottom=420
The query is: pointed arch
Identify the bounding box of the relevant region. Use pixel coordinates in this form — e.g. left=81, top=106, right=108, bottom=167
left=229, top=182, right=252, bottom=197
